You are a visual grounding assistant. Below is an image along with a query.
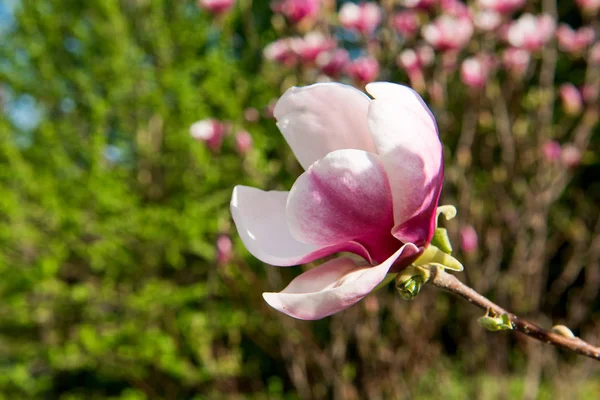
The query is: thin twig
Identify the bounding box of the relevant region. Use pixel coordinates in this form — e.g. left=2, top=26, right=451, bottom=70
left=427, top=266, right=600, bottom=361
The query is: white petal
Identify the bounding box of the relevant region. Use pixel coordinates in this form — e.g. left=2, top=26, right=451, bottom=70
left=274, top=83, right=377, bottom=170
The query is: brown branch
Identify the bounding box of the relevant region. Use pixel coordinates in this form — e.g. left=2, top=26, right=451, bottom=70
left=427, top=266, right=600, bottom=361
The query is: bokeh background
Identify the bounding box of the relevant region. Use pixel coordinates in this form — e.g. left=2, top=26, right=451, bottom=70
left=1, top=0, right=599, bottom=398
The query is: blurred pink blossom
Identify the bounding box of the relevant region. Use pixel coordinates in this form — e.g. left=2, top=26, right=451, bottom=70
left=506, top=14, right=555, bottom=51
left=461, top=57, right=488, bottom=89
left=441, top=0, right=471, bottom=17
left=290, top=32, right=336, bottom=63
left=502, top=47, right=530, bottom=76
left=582, top=84, right=599, bottom=103
left=244, top=107, right=260, bottom=122
left=474, top=11, right=502, bottom=31
left=542, top=140, right=562, bottom=162
left=556, top=24, right=595, bottom=54
left=561, top=144, right=582, bottom=168
left=264, top=38, right=297, bottom=65
left=403, top=0, right=436, bottom=9
left=339, top=2, right=382, bottom=35
left=591, top=42, right=600, bottom=65
left=317, top=48, right=350, bottom=78
left=231, top=82, right=443, bottom=320
left=478, top=0, right=525, bottom=14
left=422, top=15, right=474, bottom=51
left=190, top=119, right=228, bottom=151
left=272, top=0, right=320, bottom=24
left=198, top=0, right=235, bottom=14
left=460, top=226, right=478, bottom=253
left=346, top=56, right=380, bottom=84
left=576, top=0, right=600, bottom=15
left=559, top=83, right=583, bottom=116
left=217, top=235, right=233, bottom=264
left=235, top=130, right=253, bottom=154
left=392, top=10, right=420, bottom=37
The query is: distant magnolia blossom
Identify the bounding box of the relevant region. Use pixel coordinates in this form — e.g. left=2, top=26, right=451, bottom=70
left=474, top=10, right=502, bottom=31
left=264, top=38, right=297, bottom=65
left=190, top=119, right=227, bottom=151
left=556, top=24, right=595, bottom=54
left=506, top=14, right=555, bottom=51
left=575, top=0, right=600, bottom=14
left=402, top=0, right=436, bottom=9
left=561, top=144, right=582, bottom=168
left=346, top=56, right=380, bottom=84
left=198, top=0, right=235, bottom=14
left=317, top=48, right=350, bottom=78
left=422, top=15, right=474, bottom=51
left=591, top=42, right=600, bottom=65
left=559, top=84, right=583, bottom=116
left=542, top=140, right=562, bottom=163
left=392, top=10, right=420, bottom=37
left=338, top=2, right=382, bottom=35
left=235, top=130, right=253, bottom=154
left=502, top=47, right=530, bottom=76
left=440, top=0, right=471, bottom=17
left=272, top=0, right=320, bottom=24
left=478, top=0, right=525, bottom=14
left=461, top=57, right=488, bottom=88
left=460, top=226, right=478, bottom=253
left=398, top=46, right=434, bottom=73
left=243, top=107, right=260, bottom=123
left=217, top=235, right=233, bottom=264
left=290, top=32, right=336, bottom=63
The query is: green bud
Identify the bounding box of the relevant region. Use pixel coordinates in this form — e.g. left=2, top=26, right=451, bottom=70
left=414, top=244, right=464, bottom=271
left=478, top=309, right=513, bottom=331
left=395, top=265, right=431, bottom=300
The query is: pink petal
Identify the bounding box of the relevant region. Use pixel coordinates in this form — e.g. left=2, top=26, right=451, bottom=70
left=263, top=243, right=419, bottom=320
left=286, top=149, right=399, bottom=264
left=231, top=186, right=371, bottom=266
left=274, top=83, right=377, bottom=170
left=365, top=82, right=443, bottom=246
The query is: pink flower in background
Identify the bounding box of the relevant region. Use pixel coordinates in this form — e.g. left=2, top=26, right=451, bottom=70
left=591, top=42, right=600, bottom=65
left=440, top=0, right=471, bottom=17
left=559, top=84, right=583, bottom=116
left=582, top=84, right=599, bottom=103
left=542, top=140, right=562, bottom=163
left=422, top=15, right=474, bottom=51
left=190, top=119, right=227, bottom=151
left=217, top=235, right=233, bottom=264
left=474, top=11, right=502, bottom=31
left=460, top=57, right=488, bottom=89
left=244, top=107, right=260, bottom=122
left=403, top=0, right=436, bottom=9
left=231, top=82, right=443, bottom=319
left=290, top=32, right=336, bottom=63
left=561, top=144, right=582, bottom=168
left=397, top=47, right=433, bottom=91
left=339, top=2, right=382, bottom=35
left=460, top=226, right=478, bottom=253
left=478, top=0, right=525, bottom=14
left=235, top=130, right=253, bottom=154
left=506, top=14, right=555, bottom=51
left=502, top=47, right=530, bottom=76
left=198, top=0, right=235, bottom=14
left=556, top=24, right=595, bottom=54
left=264, top=38, right=297, bottom=66
left=317, top=48, right=350, bottom=78
left=272, top=0, right=320, bottom=24
left=346, top=56, right=380, bottom=84
left=576, top=0, right=600, bottom=15
left=392, top=10, right=420, bottom=37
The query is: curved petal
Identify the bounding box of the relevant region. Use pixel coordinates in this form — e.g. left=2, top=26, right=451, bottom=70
left=263, top=243, right=419, bottom=320
left=365, top=82, right=443, bottom=246
left=274, top=83, right=377, bottom=170
left=231, top=186, right=371, bottom=266
left=286, top=149, right=399, bottom=264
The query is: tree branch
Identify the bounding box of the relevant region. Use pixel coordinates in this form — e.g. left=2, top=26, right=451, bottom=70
left=427, top=266, right=600, bottom=361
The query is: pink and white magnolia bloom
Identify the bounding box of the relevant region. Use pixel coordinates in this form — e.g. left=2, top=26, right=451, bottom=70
left=290, top=32, right=337, bottom=63
left=346, top=56, right=380, bottom=84
left=502, top=47, right=530, bottom=77
left=478, top=0, right=525, bottom=14
left=460, top=57, right=488, bottom=88
left=474, top=11, right=502, bottom=32
left=576, top=0, right=600, bottom=15
left=556, top=24, right=595, bottom=54
left=198, top=0, right=235, bottom=15
left=338, top=2, right=382, bottom=36
left=559, top=83, right=583, bottom=116
left=422, top=15, right=474, bottom=51
left=190, top=119, right=227, bottom=151
left=506, top=14, right=555, bottom=51
left=392, top=10, right=420, bottom=38
left=235, top=130, right=253, bottom=154
left=317, top=48, right=350, bottom=78
left=272, top=0, right=321, bottom=24
left=231, top=82, right=443, bottom=320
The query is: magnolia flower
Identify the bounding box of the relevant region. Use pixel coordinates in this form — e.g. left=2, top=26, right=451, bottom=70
left=559, top=84, right=583, bottom=116
left=478, top=0, right=525, bottom=14
left=235, top=130, right=253, bottom=154
left=403, top=0, right=436, bottom=9
left=272, top=0, right=320, bottom=24
left=231, top=82, right=443, bottom=320
left=502, top=47, right=530, bottom=77
left=346, top=56, right=380, bottom=84
left=556, top=24, right=595, bottom=54
left=460, top=57, right=488, bottom=88
left=422, top=15, right=474, bottom=51
left=217, top=235, right=233, bottom=264
left=474, top=11, right=502, bottom=32
left=317, top=48, right=350, bottom=78
left=576, top=0, right=600, bottom=15
left=392, top=10, right=420, bottom=37
left=542, top=140, right=562, bottom=162
left=460, top=226, right=478, bottom=253
left=198, top=0, right=235, bottom=14
left=190, top=119, right=227, bottom=151
left=506, top=13, right=555, bottom=51
left=561, top=144, right=582, bottom=168
left=264, top=38, right=297, bottom=65
left=290, top=32, right=336, bottom=63
left=339, top=2, right=382, bottom=36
